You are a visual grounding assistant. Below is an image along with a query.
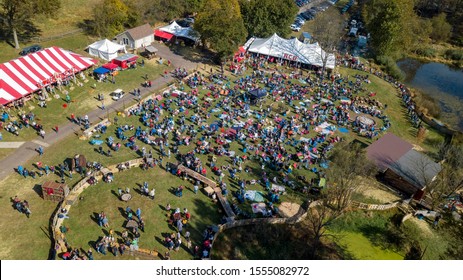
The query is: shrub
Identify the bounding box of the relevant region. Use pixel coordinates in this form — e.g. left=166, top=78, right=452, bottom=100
left=375, top=55, right=405, bottom=80
left=444, top=49, right=463, bottom=61
left=416, top=48, right=436, bottom=58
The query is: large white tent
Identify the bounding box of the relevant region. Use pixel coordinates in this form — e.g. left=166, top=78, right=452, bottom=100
left=245, top=33, right=335, bottom=69
left=159, top=21, right=200, bottom=42
left=87, top=39, right=126, bottom=61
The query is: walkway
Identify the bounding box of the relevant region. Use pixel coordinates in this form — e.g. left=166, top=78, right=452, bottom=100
left=0, top=142, right=25, bottom=148
left=0, top=43, right=198, bottom=181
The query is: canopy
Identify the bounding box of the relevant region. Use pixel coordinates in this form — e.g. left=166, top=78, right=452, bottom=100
left=102, top=63, right=118, bottom=71
left=113, top=53, right=138, bottom=63
left=245, top=33, right=335, bottom=69
left=0, top=46, right=96, bottom=105
left=154, top=30, right=174, bottom=41
left=145, top=45, right=158, bottom=54
left=87, top=39, right=126, bottom=61
left=93, top=67, right=110, bottom=74
left=159, top=21, right=200, bottom=42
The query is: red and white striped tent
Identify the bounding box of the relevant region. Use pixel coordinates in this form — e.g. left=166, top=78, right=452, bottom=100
left=0, top=46, right=97, bottom=105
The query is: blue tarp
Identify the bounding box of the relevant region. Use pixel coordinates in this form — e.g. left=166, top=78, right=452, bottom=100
left=94, top=67, right=110, bottom=74
left=249, top=88, right=267, bottom=99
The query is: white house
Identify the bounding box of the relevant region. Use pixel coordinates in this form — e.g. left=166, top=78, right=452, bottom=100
left=115, top=23, right=154, bottom=49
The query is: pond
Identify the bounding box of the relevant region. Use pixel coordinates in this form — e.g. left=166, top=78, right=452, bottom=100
left=397, top=58, right=463, bottom=132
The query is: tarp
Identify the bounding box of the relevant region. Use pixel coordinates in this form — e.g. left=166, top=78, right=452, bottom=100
left=245, top=33, right=335, bottom=69
left=154, top=30, right=174, bottom=41
left=87, top=39, right=126, bottom=61
left=159, top=21, right=200, bottom=42
left=0, top=46, right=97, bottom=105
left=102, top=63, right=118, bottom=71
left=93, top=67, right=110, bottom=74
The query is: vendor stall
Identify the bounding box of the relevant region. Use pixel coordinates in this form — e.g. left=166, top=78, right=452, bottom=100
left=112, top=54, right=138, bottom=69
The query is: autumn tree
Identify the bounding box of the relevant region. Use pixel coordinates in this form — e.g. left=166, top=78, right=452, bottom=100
left=312, top=7, right=343, bottom=81
left=239, top=0, right=298, bottom=38
left=91, top=0, right=139, bottom=38
left=195, top=0, right=247, bottom=63
left=305, top=142, right=376, bottom=258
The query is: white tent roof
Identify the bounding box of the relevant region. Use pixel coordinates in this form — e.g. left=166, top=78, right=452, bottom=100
left=159, top=21, right=200, bottom=42
left=87, top=39, right=126, bottom=61
left=246, top=33, right=335, bottom=69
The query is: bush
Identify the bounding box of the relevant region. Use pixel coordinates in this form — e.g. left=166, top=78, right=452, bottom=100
left=375, top=55, right=405, bottom=80
left=416, top=48, right=436, bottom=58
left=444, top=49, right=463, bottom=61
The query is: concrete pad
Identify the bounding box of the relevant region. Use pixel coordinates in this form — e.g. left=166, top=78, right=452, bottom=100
left=31, top=140, right=50, bottom=147
left=0, top=142, right=25, bottom=148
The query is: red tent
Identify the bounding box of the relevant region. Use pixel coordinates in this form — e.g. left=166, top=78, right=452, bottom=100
left=154, top=30, right=174, bottom=41
left=102, top=63, right=118, bottom=71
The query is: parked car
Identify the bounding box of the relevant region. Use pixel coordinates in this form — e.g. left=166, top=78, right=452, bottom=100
left=111, top=89, right=125, bottom=101
left=290, top=24, right=301, bottom=32
left=19, top=45, right=42, bottom=56
left=185, top=17, right=195, bottom=24
left=295, top=17, right=305, bottom=25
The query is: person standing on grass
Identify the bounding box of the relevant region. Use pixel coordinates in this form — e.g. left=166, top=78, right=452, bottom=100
left=55, top=126, right=59, bottom=133
left=37, top=146, right=44, bottom=156
left=149, top=188, right=155, bottom=200
left=136, top=207, right=142, bottom=220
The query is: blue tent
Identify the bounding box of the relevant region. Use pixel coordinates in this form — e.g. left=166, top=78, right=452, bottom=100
left=249, top=88, right=267, bottom=100
left=210, top=122, right=219, bottom=131
left=93, top=67, right=110, bottom=75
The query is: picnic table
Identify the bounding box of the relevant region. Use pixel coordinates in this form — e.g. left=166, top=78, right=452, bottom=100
left=121, top=193, right=132, bottom=201
left=204, top=186, right=215, bottom=197
left=126, top=220, right=138, bottom=229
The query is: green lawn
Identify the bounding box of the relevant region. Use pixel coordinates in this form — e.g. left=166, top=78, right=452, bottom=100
left=333, top=231, right=403, bottom=260
left=63, top=167, right=221, bottom=260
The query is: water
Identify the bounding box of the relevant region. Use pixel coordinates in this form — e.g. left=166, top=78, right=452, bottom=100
left=397, top=58, right=463, bottom=131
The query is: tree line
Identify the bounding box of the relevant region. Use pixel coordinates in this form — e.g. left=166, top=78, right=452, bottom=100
left=361, top=0, right=462, bottom=59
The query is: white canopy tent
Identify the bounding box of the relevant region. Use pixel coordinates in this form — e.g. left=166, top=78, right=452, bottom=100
left=245, top=33, right=336, bottom=69
left=87, top=39, right=126, bottom=61
left=159, top=21, right=200, bottom=42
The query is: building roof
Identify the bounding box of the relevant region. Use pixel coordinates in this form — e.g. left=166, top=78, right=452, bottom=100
left=389, top=149, right=442, bottom=189
left=367, top=133, right=441, bottom=189
left=125, top=24, right=153, bottom=41
left=366, top=133, right=413, bottom=171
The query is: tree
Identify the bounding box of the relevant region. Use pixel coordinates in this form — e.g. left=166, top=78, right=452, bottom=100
left=363, top=0, right=419, bottom=57
left=91, top=0, right=134, bottom=38
left=430, top=13, right=452, bottom=42
left=0, top=0, right=33, bottom=49
left=312, top=7, right=343, bottom=81
left=239, top=0, right=298, bottom=38
left=305, top=142, right=376, bottom=258
left=425, top=143, right=463, bottom=210
left=195, top=0, right=247, bottom=62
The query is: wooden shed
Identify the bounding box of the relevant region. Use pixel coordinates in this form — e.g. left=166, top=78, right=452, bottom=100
left=42, top=181, right=70, bottom=202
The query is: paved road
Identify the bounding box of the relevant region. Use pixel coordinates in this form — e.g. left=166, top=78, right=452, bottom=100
left=0, top=42, right=198, bottom=181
